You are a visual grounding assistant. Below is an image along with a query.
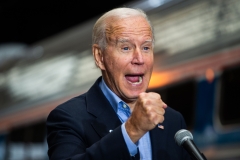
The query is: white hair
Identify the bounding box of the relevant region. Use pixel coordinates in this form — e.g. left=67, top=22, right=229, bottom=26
left=92, top=7, right=154, bottom=51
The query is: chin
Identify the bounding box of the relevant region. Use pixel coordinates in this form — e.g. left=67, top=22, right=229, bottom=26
left=127, top=89, right=145, bottom=98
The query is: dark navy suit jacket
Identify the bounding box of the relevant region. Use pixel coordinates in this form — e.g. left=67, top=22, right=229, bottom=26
left=47, top=76, right=192, bottom=160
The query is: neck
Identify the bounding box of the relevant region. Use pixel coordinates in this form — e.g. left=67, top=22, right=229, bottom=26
left=126, top=100, right=137, bottom=112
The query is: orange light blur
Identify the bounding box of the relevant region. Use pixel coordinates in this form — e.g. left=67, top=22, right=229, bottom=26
left=205, top=68, right=214, bottom=83
left=148, top=72, right=171, bottom=89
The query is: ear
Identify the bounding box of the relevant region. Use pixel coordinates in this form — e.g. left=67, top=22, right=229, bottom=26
left=92, top=44, right=105, bottom=70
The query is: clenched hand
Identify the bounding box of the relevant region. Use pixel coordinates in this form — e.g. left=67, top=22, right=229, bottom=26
left=125, top=92, right=167, bottom=143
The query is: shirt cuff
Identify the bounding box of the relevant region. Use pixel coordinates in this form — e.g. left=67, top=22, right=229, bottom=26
left=121, top=122, right=138, bottom=156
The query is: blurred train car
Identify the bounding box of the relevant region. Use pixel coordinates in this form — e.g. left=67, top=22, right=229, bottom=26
left=148, top=48, right=240, bottom=160
left=0, top=0, right=240, bottom=159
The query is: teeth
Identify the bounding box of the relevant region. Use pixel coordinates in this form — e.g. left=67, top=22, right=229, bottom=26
left=132, top=76, right=142, bottom=84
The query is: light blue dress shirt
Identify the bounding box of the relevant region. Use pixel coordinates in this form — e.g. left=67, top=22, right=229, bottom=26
left=99, top=78, right=152, bottom=160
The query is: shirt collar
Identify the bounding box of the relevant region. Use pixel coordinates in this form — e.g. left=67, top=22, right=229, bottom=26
left=99, top=77, right=122, bottom=113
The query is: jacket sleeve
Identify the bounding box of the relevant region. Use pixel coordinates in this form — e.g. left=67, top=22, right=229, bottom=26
left=46, top=107, right=132, bottom=160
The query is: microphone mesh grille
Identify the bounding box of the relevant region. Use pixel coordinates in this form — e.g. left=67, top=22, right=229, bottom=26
left=174, top=129, right=193, bottom=146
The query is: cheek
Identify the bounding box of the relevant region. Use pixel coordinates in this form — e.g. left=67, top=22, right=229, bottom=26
left=105, top=56, right=114, bottom=66
left=112, top=56, right=129, bottom=69
left=104, top=56, right=124, bottom=75
left=145, top=55, right=154, bottom=69
left=149, top=59, right=154, bottom=69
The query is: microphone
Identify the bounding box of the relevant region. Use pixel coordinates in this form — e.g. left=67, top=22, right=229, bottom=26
left=174, top=129, right=207, bottom=160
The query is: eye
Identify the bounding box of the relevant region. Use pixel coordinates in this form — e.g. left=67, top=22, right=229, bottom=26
left=120, top=45, right=132, bottom=53
left=142, top=45, right=152, bottom=53
left=143, top=47, right=150, bottom=50
left=142, top=41, right=153, bottom=52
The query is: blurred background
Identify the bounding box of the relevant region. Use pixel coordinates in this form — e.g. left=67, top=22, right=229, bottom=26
left=0, top=0, right=240, bottom=159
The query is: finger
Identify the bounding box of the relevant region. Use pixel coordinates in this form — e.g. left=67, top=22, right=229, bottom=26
left=139, top=92, right=160, bottom=100
left=147, top=92, right=161, bottom=99
left=155, top=106, right=165, bottom=117
left=162, top=103, right=167, bottom=109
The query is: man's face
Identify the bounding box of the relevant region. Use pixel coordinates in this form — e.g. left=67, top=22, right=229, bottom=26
left=95, top=16, right=154, bottom=103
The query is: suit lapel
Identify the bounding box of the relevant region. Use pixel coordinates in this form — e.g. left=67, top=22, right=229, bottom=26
left=150, top=122, right=168, bottom=160
left=86, top=77, right=122, bottom=138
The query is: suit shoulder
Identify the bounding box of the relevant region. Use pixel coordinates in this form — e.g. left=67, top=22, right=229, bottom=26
left=49, top=92, right=87, bottom=116
left=165, top=106, right=182, bottom=117
left=165, top=106, right=186, bottom=127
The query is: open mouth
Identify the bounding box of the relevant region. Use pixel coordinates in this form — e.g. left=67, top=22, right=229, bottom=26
left=125, top=74, right=143, bottom=84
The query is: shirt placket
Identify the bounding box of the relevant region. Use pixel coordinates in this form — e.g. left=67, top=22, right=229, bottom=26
left=118, top=102, right=131, bottom=123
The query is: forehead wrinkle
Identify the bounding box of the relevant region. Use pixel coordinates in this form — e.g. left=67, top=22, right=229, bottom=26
left=107, top=24, right=151, bottom=36
left=120, top=27, right=151, bottom=36
left=108, top=30, right=153, bottom=44
left=105, top=19, right=153, bottom=45
left=105, top=24, right=124, bottom=44
left=105, top=24, right=123, bottom=37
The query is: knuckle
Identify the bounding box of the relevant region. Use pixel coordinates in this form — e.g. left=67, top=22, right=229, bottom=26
left=145, top=99, right=152, bottom=106
left=161, top=116, right=165, bottom=122
left=139, top=92, right=146, bottom=97
left=157, top=93, right=161, bottom=99
left=145, top=105, right=153, bottom=114
left=161, top=108, right=165, bottom=114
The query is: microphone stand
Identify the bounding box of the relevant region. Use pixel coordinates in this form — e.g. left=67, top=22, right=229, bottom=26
left=183, top=140, right=207, bottom=160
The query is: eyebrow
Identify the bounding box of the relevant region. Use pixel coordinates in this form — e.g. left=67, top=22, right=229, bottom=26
left=116, top=38, right=153, bottom=44
left=144, top=40, right=153, bottom=43
left=116, top=38, right=129, bottom=43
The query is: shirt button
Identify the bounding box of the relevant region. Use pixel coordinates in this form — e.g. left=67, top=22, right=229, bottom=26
left=123, top=104, right=127, bottom=108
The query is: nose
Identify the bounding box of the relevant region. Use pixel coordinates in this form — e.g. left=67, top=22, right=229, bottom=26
left=131, top=48, right=144, bottom=65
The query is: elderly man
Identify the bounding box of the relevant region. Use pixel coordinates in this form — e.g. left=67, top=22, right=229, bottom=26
left=47, top=7, right=192, bottom=160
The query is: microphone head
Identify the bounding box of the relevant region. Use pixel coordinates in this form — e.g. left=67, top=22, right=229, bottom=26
left=174, top=129, right=193, bottom=146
